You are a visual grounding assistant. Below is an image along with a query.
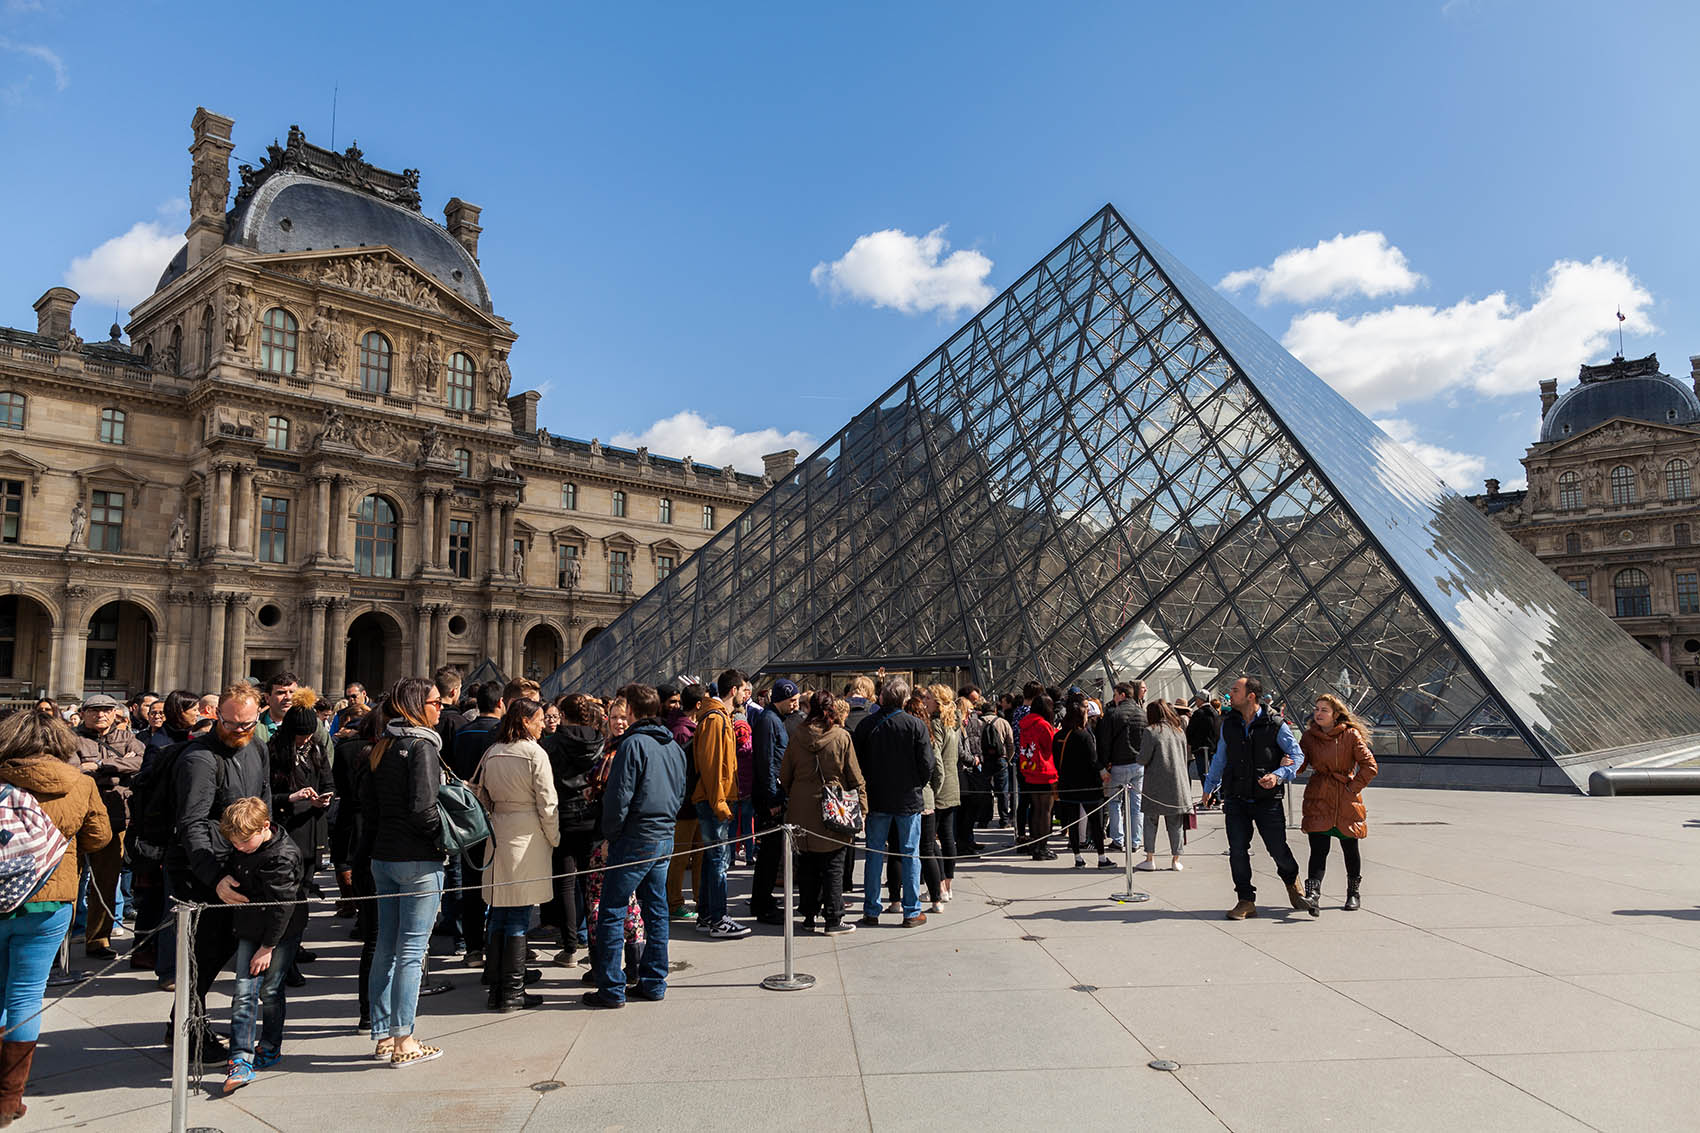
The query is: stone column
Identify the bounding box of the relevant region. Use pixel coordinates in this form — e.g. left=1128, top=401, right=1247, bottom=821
left=56, top=585, right=91, bottom=699
left=212, top=463, right=233, bottom=553
left=160, top=592, right=184, bottom=691
left=1662, top=634, right=1673, bottom=666
left=419, top=492, right=436, bottom=573
left=500, top=504, right=515, bottom=575
left=413, top=604, right=433, bottom=675
left=232, top=466, right=255, bottom=555
left=434, top=491, right=449, bottom=565
left=486, top=503, right=503, bottom=577
left=497, top=610, right=514, bottom=677
left=431, top=603, right=450, bottom=673
left=204, top=594, right=227, bottom=691
left=224, top=592, right=250, bottom=686
left=483, top=609, right=500, bottom=667
left=303, top=598, right=327, bottom=692
left=311, top=476, right=332, bottom=559
left=324, top=598, right=350, bottom=694
left=329, top=477, right=348, bottom=559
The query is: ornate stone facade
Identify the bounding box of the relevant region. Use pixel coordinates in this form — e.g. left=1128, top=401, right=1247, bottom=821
left=0, top=107, right=780, bottom=701
left=1472, top=353, right=1700, bottom=685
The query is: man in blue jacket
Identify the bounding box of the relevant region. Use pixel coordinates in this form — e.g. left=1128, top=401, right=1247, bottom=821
left=855, top=678, right=936, bottom=928
left=584, top=683, right=687, bottom=1008
left=748, top=678, right=799, bottom=926
left=1202, top=675, right=1308, bottom=921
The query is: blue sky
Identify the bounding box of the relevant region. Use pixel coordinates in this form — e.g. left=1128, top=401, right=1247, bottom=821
left=3, top=0, right=1697, bottom=489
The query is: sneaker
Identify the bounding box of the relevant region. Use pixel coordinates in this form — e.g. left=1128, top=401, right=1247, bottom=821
left=1172, top=860, right=1184, bottom=871
left=1073, top=856, right=1087, bottom=869
left=1106, top=841, right=1125, bottom=853
left=254, top=1046, right=281, bottom=1071
left=695, top=917, right=716, bottom=934
left=707, top=917, right=752, bottom=940
left=823, top=921, right=857, bottom=935
left=1097, top=857, right=1115, bottom=869
left=1134, top=859, right=1157, bottom=871
left=222, top=1056, right=255, bottom=1094
left=799, top=918, right=816, bottom=933
left=670, top=904, right=691, bottom=919
left=900, top=914, right=928, bottom=928
left=928, top=901, right=944, bottom=914
left=883, top=901, right=902, bottom=914
left=553, top=949, right=578, bottom=967
left=389, top=1043, right=444, bottom=1068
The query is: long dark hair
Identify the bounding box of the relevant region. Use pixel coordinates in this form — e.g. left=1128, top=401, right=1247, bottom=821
left=163, top=689, right=200, bottom=732
left=498, top=698, right=542, bottom=744
left=1028, top=694, right=1054, bottom=724
left=1145, top=699, right=1184, bottom=731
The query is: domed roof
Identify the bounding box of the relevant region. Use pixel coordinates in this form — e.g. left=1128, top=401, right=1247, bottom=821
left=155, top=127, right=492, bottom=313
left=1540, top=354, right=1700, bottom=442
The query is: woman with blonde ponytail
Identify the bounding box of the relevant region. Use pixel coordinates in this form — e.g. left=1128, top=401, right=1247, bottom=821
left=1298, top=694, right=1378, bottom=916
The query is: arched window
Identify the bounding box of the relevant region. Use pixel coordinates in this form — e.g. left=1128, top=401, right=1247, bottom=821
left=358, top=332, right=392, bottom=394
left=1610, top=465, right=1637, bottom=505
left=1565, top=532, right=1580, bottom=555
left=453, top=448, right=472, bottom=478
left=266, top=416, right=289, bottom=451
left=1666, top=459, right=1692, bottom=501
left=200, top=305, right=215, bottom=371
left=1613, top=567, right=1651, bottom=618
left=98, top=408, right=125, bottom=445
left=1557, top=470, right=1581, bottom=510
left=446, top=352, right=475, bottom=411
left=260, top=308, right=298, bottom=375
left=354, top=494, right=399, bottom=578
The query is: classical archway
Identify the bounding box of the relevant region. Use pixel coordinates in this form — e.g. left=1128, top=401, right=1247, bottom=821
left=521, top=623, right=562, bottom=682
left=0, top=595, right=54, bottom=698
left=345, top=610, right=404, bottom=696
left=84, top=600, right=154, bottom=698
left=579, top=626, right=605, bottom=651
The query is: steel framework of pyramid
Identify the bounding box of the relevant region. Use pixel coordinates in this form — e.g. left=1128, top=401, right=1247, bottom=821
left=543, top=205, right=1700, bottom=789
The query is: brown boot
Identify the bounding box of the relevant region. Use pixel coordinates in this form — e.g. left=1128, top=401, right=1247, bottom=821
left=334, top=869, right=357, bottom=918
left=1225, top=900, right=1257, bottom=920
left=1285, top=880, right=1308, bottom=911
left=0, top=1039, right=37, bottom=1126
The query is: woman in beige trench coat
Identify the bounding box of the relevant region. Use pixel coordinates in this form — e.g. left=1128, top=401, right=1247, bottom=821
left=475, top=697, right=559, bottom=1011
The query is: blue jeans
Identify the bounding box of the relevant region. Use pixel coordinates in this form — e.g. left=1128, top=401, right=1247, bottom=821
left=694, top=803, right=732, bottom=924
left=734, top=797, right=756, bottom=862
left=368, top=859, right=444, bottom=1040
left=485, top=904, right=531, bottom=953
left=230, top=936, right=299, bottom=1060
left=862, top=812, right=921, bottom=920
left=0, top=904, right=72, bottom=1042
left=1105, top=764, right=1143, bottom=849
left=591, top=836, right=671, bottom=1004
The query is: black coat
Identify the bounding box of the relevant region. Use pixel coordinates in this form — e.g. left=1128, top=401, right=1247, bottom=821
left=1186, top=702, right=1221, bottom=753
left=855, top=708, right=934, bottom=816
left=1095, top=700, right=1146, bottom=767
left=749, top=703, right=789, bottom=811
left=541, top=725, right=603, bottom=835
left=1056, top=725, right=1103, bottom=804
left=228, top=826, right=307, bottom=947
left=449, top=715, right=501, bottom=781
left=166, top=733, right=273, bottom=896
left=361, top=723, right=445, bottom=864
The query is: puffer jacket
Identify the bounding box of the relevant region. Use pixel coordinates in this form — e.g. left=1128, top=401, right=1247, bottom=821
left=0, top=755, right=110, bottom=906
left=541, top=724, right=603, bottom=835
left=1299, top=723, right=1378, bottom=838
left=362, top=722, right=445, bottom=864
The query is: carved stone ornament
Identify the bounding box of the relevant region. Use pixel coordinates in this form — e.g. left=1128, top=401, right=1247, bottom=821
left=234, top=125, right=422, bottom=214
left=309, top=306, right=348, bottom=370
left=224, top=286, right=255, bottom=351
left=485, top=351, right=512, bottom=403
left=588, top=437, right=602, bottom=458
left=68, top=501, right=88, bottom=546
left=351, top=418, right=410, bottom=461
left=279, top=253, right=447, bottom=314
left=317, top=408, right=352, bottom=447
left=410, top=332, right=444, bottom=396
left=419, top=427, right=451, bottom=464
left=167, top=512, right=188, bottom=558
left=636, top=446, right=650, bottom=466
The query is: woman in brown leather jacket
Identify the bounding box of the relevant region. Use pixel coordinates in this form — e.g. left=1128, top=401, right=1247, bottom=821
left=1298, top=694, right=1378, bottom=916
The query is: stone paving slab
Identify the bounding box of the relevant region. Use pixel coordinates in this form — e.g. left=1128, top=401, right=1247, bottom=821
left=21, top=787, right=1700, bottom=1131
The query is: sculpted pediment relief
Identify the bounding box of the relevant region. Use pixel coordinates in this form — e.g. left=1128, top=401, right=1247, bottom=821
left=1547, top=417, right=1698, bottom=456
left=263, top=249, right=496, bottom=325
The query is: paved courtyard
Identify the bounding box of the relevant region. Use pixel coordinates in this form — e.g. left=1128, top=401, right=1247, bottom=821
left=26, top=787, right=1700, bottom=1131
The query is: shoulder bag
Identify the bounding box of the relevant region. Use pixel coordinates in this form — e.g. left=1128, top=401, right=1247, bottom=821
left=434, top=752, right=492, bottom=855
left=813, top=741, right=863, bottom=837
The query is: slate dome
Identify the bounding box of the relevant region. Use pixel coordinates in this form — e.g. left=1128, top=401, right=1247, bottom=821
left=1540, top=354, right=1700, bottom=442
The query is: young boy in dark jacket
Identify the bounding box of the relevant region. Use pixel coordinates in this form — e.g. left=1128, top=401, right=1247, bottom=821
left=217, top=797, right=307, bottom=1093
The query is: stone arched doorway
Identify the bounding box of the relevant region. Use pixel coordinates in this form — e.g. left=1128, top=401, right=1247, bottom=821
left=345, top=610, right=403, bottom=697
left=522, top=623, right=562, bottom=682
left=0, top=595, right=54, bottom=698
left=84, top=600, right=154, bottom=698
left=579, top=626, right=605, bottom=651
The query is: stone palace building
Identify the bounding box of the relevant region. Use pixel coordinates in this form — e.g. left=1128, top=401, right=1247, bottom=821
left=0, top=107, right=785, bottom=703
left=1473, top=351, right=1700, bottom=686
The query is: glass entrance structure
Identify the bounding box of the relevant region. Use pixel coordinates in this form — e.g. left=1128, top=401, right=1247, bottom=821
left=543, top=206, right=1700, bottom=789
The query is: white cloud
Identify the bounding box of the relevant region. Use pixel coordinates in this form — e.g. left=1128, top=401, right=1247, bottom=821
left=64, top=200, right=186, bottom=311
left=1374, top=417, right=1486, bottom=493
left=612, top=411, right=816, bottom=476
left=811, top=225, right=993, bottom=316
left=1219, top=231, right=1423, bottom=306
left=1281, top=256, right=1654, bottom=414
left=0, top=37, right=66, bottom=90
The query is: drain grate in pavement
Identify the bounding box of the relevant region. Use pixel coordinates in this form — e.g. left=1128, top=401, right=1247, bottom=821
left=1020, top=934, right=1046, bottom=942
left=531, top=1080, right=565, bottom=1092
left=985, top=899, right=1012, bottom=907
left=1070, top=984, right=1099, bottom=993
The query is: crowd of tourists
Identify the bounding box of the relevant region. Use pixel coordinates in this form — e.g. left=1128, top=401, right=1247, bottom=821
left=0, top=663, right=1378, bottom=1117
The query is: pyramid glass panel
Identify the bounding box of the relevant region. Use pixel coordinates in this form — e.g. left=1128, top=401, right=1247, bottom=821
left=542, top=206, right=1700, bottom=789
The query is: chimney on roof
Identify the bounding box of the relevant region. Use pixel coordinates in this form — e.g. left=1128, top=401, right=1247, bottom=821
left=507, top=389, right=539, bottom=434
left=1539, top=378, right=1559, bottom=419
left=33, top=287, right=77, bottom=339
left=762, top=449, right=798, bottom=481
left=186, top=107, right=235, bottom=268
left=445, top=198, right=483, bottom=262
left=1484, top=478, right=1501, bottom=499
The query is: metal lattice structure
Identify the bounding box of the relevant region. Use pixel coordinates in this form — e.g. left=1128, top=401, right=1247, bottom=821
left=543, top=205, right=1700, bottom=788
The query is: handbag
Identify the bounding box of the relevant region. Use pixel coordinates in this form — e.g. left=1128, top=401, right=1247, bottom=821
left=0, top=784, right=68, bottom=914
left=434, top=754, right=492, bottom=855
left=813, top=743, right=864, bottom=837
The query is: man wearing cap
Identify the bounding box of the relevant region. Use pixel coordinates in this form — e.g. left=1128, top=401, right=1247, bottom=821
left=747, top=678, right=799, bottom=925
left=74, top=693, right=145, bottom=959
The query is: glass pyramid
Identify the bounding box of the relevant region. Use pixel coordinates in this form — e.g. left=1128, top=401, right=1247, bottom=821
left=543, top=205, right=1700, bottom=788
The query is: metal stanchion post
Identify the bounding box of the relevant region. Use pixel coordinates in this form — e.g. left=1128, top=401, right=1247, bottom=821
left=1010, top=773, right=1022, bottom=854
left=170, top=902, right=191, bottom=1133
left=1109, top=785, right=1150, bottom=904
left=761, top=825, right=814, bottom=992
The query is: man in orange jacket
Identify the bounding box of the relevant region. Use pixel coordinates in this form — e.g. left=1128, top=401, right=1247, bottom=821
left=691, top=672, right=752, bottom=939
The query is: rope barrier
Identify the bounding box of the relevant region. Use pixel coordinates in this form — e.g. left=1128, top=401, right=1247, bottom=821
left=0, top=916, right=174, bottom=1040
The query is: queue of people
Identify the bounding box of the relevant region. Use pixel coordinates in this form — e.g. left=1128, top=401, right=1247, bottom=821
left=0, top=664, right=1378, bottom=1114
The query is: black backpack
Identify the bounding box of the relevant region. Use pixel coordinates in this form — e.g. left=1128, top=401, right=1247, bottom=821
left=981, top=716, right=1006, bottom=765
left=129, top=739, right=224, bottom=863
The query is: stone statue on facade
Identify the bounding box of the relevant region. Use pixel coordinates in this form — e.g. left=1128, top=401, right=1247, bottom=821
left=224, top=287, right=255, bottom=351
left=309, top=306, right=345, bottom=370
left=513, top=541, right=526, bottom=579
left=167, top=512, right=188, bottom=559
left=564, top=554, right=582, bottom=590
left=589, top=437, right=602, bottom=458
left=636, top=445, right=650, bottom=466
left=320, top=408, right=350, bottom=446
left=486, top=351, right=512, bottom=403
left=420, top=427, right=450, bottom=463
left=681, top=456, right=693, bottom=476
left=411, top=333, right=443, bottom=396
left=69, top=501, right=88, bottom=546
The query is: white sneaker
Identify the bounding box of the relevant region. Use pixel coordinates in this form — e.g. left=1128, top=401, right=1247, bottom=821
left=1134, top=859, right=1158, bottom=872
left=708, top=917, right=752, bottom=940
left=928, top=901, right=944, bottom=914
left=1172, top=860, right=1184, bottom=871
